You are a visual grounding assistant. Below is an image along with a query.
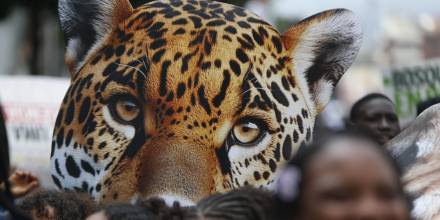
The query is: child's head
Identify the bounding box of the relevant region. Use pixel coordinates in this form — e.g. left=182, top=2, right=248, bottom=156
left=136, top=187, right=279, bottom=220
left=197, top=186, right=279, bottom=220
left=277, top=130, right=411, bottom=220
left=137, top=197, right=198, bottom=220
left=87, top=202, right=157, bottom=220
left=19, top=190, right=96, bottom=220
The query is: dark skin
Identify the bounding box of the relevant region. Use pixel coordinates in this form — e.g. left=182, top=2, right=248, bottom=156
left=353, top=98, right=400, bottom=145
left=8, top=170, right=39, bottom=198
left=297, top=138, right=410, bottom=220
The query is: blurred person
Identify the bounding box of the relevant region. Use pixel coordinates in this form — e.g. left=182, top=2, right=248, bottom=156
left=86, top=203, right=153, bottom=220
left=0, top=104, right=39, bottom=200
left=0, top=105, right=32, bottom=220
left=416, top=97, right=440, bottom=116
left=19, top=190, right=96, bottom=220
left=349, top=93, right=400, bottom=145
left=276, top=130, right=411, bottom=220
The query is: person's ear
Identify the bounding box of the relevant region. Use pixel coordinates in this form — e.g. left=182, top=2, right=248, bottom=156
left=282, top=9, right=362, bottom=113
left=59, top=0, right=133, bottom=75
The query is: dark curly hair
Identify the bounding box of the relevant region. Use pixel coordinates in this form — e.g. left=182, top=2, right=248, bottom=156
left=18, top=190, right=96, bottom=220
left=137, top=197, right=198, bottom=220
left=197, top=186, right=280, bottom=220
left=136, top=187, right=280, bottom=220
left=95, top=202, right=155, bottom=220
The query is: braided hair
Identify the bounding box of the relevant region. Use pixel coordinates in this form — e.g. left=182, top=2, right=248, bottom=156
left=197, top=187, right=280, bottom=220
left=137, top=187, right=280, bottom=220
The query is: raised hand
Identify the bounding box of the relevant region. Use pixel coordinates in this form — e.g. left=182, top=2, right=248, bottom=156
left=8, top=170, right=39, bottom=198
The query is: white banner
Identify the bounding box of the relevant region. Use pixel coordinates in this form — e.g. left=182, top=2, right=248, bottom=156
left=0, top=76, right=69, bottom=188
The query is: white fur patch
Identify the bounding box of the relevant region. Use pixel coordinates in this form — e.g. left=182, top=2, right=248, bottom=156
left=412, top=193, right=440, bottom=220
left=415, top=139, right=436, bottom=158
left=315, top=80, right=334, bottom=109
left=103, top=106, right=135, bottom=139
left=51, top=141, right=110, bottom=198
left=293, top=47, right=317, bottom=115
left=291, top=9, right=362, bottom=113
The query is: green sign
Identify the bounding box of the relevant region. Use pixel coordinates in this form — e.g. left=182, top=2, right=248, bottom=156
left=385, top=60, right=440, bottom=121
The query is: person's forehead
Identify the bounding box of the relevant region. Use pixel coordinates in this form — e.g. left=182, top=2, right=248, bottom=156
left=308, top=138, right=387, bottom=172
left=319, top=138, right=377, bottom=158
left=360, top=98, right=396, bottom=115
left=306, top=140, right=399, bottom=189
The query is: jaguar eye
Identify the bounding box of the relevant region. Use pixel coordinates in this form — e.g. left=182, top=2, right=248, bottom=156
left=231, top=119, right=266, bottom=145
left=109, top=97, right=140, bottom=124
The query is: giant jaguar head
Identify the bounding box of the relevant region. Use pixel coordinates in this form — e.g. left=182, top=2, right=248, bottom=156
left=51, top=0, right=362, bottom=205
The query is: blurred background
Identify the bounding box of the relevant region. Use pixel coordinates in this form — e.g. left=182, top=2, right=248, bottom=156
left=1, top=0, right=440, bottom=187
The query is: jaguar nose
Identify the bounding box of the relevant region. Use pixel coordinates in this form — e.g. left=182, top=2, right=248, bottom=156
left=137, top=140, right=214, bottom=205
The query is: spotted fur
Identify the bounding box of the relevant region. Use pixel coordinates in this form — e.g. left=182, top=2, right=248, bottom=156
left=51, top=0, right=362, bottom=204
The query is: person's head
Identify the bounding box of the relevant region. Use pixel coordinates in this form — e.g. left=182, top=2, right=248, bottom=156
left=350, top=93, right=400, bottom=145
left=136, top=197, right=197, bottom=220
left=197, top=186, right=279, bottom=220
left=276, top=130, right=411, bottom=220
left=86, top=203, right=153, bottom=220
left=19, top=190, right=96, bottom=220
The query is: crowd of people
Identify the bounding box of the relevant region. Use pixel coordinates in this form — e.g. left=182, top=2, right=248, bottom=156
left=0, top=92, right=438, bottom=220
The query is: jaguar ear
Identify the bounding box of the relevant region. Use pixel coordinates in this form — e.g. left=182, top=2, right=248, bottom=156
left=282, top=9, right=362, bottom=113
left=59, top=0, right=133, bottom=75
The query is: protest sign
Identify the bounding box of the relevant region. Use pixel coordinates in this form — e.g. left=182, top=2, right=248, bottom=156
left=0, top=76, right=69, bottom=188
left=384, top=59, right=440, bottom=124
